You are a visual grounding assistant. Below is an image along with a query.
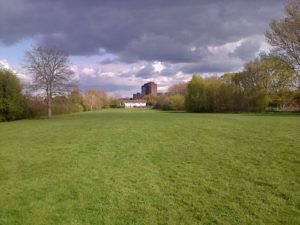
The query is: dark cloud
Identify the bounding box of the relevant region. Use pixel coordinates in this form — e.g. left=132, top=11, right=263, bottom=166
left=79, top=73, right=136, bottom=92
left=180, top=61, right=242, bottom=74
left=229, top=39, right=261, bottom=60
left=0, top=0, right=287, bottom=96
left=160, top=63, right=178, bottom=76
left=80, top=81, right=135, bottom=93
left=135, top=63, right=155, bottom=78
left=120, top=34, right=211, bottom=63
left=0, top=0, right=284, bottom=64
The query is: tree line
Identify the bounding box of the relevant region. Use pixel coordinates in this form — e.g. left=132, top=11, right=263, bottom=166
left=155, top=0, right=300, bottom=112
left=0, top=66, right=122, bottom=121
left=154, top=53, right=300, bottom=112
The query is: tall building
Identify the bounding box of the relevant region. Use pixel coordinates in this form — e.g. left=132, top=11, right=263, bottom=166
left=133, top=92, right=142, bottom=100
left=141, top=82, right=157, bottom=96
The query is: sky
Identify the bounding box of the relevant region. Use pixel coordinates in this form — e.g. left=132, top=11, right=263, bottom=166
left=0, top=0, right=286, bottom=97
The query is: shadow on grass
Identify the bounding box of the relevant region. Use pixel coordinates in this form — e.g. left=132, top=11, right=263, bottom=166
left=244, top=112, right=300, bottom=117
left=158, top=110, right=187, bottom=113
left=156, top=109, right=300, bottom=117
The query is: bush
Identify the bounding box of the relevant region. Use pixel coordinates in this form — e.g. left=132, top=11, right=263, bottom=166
left=155, top=94, right=185, bottom=111
left=110, top=98, right=123, bottom=108
left=52, top=96, right=85, bottom=115
left=0, top=69, right=24, bottom=121
left=143, top=94, right=157, bottom=107
left=21, top=96, right=47, bottom=118
left=168, top=94, right=185, bottom=110
left=247, top=90, right=269, bottom=112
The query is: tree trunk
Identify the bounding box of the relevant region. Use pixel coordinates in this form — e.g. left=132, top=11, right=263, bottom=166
left=48, top=97, right=52, bottom=119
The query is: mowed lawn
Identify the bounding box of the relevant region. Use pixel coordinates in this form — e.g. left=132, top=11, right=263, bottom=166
left=0, top=109, right=299, bottom=225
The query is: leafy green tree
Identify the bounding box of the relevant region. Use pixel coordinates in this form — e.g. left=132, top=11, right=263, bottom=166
left=232, top=71, right=270, bottom=112
left=204, top=76, right=223, bottom=112
left=69, top=89, right=85, bottom=112
left=293, top=88, right=300, bottom=107
left=168, top=94, right=185, bottom=110
left=185, top=75, right=206, bottom=112
left=233, top=54, right=297, bottom=109
left=265, top=0, right=300, bottom=73
left=0, top=69, right=23, bottom=121
left=110, top=98, right=123, bottom=108
left=143, top=94, right=157, bottom=107
left=69, top=89, right=83, bottom=105
left=154, top=95, right=169, bottom=110
left=247, top=89, right=269, bottom=112
left=154, top=94, right=185, bottom=111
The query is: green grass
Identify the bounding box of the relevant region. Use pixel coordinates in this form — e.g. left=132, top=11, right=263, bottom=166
left=0, top=109, right=299, bottom=225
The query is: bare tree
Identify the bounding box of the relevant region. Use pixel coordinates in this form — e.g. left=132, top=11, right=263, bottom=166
left=24, top=46, right=76, bottom=119
left=265, top=0, right=300, bottom=74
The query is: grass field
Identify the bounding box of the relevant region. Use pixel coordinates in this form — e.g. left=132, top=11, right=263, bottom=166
left=0, top=109, right=299, bottom=225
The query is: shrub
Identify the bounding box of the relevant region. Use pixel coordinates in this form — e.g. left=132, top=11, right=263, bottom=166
left=110, top=98, right=123, bottom=108
left=168, top=94, right=185, bottom=110
left=0, top=69, right=24, bottom=121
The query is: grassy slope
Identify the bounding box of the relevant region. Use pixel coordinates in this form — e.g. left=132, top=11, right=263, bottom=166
left=0, top=109, right=299, bottom=225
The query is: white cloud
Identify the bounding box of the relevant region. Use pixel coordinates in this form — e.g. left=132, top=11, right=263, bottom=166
left=82, top=67, right=96, bottom=76
left=152, top=61, right=165, bottom=72
left=208, top=39, right=244, bottom=56
left=259, top=40, right=271, bottom=53
left=0, top=59, right=10, bottom=69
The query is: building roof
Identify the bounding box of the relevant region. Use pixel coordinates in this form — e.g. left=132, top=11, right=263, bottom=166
left=142, top=81, right=156, bottom=86
left=123, top=99, right=146, bottom=103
